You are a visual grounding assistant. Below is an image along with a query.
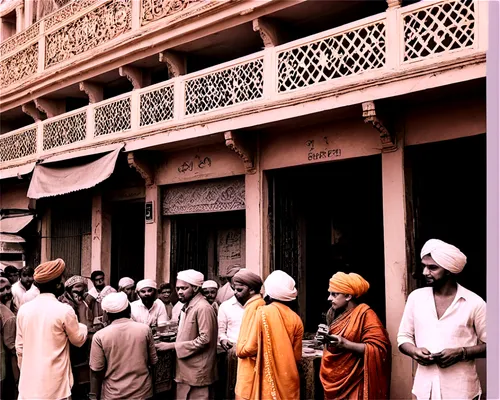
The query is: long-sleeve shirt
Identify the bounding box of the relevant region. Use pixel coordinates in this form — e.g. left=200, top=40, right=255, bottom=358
left=397, top=284, right=486, bottom=400
left=11, top=281, right=28, bottom=309
left=0, top=303, right=16, bottom=382
left=21, top=285, right=39, bottom=305
left=15, top=293, right=88, bottom=400
left=218, top=295, right=245, bottom=344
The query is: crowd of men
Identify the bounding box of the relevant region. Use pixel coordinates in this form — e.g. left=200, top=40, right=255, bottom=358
left=0, top=238, right=487, bottom=400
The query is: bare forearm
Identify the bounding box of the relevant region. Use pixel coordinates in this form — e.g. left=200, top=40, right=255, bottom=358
left=344, top=340, right=365, bottom=355
left=90, top=370, right=104, bottom=400
left=465, top=342, right=486, bottom=359
left=399, top=342, right=417, bottom=358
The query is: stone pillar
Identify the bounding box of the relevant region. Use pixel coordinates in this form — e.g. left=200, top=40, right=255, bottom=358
left=40, top=208, right=51, bottom=263
left=91, top=193, right=111, bottom=277
left=381, top=139, right=414, bottom=399
left=144, top=184, right=162, bottom=281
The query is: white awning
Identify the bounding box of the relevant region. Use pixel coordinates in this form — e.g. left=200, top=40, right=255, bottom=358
left=0, top=162, right=36, bottom=180
left=0, top=215, right=34, bottom=233
left=27, top=146, right=123, bottom=199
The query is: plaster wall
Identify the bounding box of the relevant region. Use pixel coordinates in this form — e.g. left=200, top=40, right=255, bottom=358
left=0, top=180, right=29, bottom=209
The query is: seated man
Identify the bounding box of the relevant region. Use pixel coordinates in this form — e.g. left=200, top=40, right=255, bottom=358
left=131, top=279, right=169, bottom=329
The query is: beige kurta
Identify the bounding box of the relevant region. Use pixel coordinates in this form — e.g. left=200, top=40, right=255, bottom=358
left=174, top=292, right=218, bottom=387
left=15, top=293, right=88, bottom=400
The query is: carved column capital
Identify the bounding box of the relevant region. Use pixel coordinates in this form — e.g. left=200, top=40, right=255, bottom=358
left=362, top=101, right=397, bottom=152
left=159, top=51, right=187, bottom=77
left=119, top=65, right=151, bottom=90
left=252, top=18, right=282, bottom=48
left=79, top=81, right=104, bottom=103
left=22, top=102, right=43, bottom=122
left=34, top=98, right=65, bottom=118
left=224, top=131, right=256, bottom=175
left=386, top=0, right=402, bottom=9
left=127, top=152, right=155, bottom=186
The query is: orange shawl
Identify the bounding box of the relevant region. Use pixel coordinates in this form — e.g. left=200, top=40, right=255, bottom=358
left=249, top=302, right=304, bottom=400
left=320, top=304, right=391, bottom=400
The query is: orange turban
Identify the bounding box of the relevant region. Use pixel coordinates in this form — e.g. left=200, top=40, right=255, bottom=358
left=328, top=272, right=370, bottom=298
left=34, top=258, right=66, bottom=284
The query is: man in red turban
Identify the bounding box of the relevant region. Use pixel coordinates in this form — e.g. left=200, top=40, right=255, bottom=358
left=318, top=272, right=391, bottom=400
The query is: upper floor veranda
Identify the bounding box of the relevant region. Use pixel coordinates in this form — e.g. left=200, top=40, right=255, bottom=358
left=0, top=0, right=488, bottom=172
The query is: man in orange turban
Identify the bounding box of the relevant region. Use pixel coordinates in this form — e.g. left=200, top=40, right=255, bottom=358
left=318, top=272, right=391, bottom=400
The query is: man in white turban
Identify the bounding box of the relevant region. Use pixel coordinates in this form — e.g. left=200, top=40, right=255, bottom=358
left=118, top=277, right=136, bottom=302
left=89, top=292, right=158, bottom=400
left=202, top=280, right=219, bottom=313
left=155, top=269, right=218, bottom=400
left=398, top=239, right=486, bottom=400
left=130, top=279, right=168, bottom=329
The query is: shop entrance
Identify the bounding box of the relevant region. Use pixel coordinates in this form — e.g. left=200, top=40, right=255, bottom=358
left=268, top=155, right=385, bottom=333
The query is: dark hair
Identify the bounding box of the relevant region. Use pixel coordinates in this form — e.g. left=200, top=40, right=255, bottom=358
left=106, top=304, right=131, bottom=322
left=20, top=266, right=34, bottom=276
left=37, top=276, right=63, bottom=294
left=264, top=295, right=299, bottom=313
left=4, top=266, right=18, bottom=275
left=159, top=283, right=172, bottom=292
left=91, top=271, right=105, bottom=281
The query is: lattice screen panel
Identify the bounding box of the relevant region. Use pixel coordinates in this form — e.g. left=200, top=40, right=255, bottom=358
left=43, top=112, right=87, bottom=151
left=0, top=128, right=37, bottom=162
left=277, top=22, right=386, bottom=93
left=185, top=58, right=264, bottom=116
left=140, top=85, right=174, bottom=127
left=403, top=0, right=475, bottom=62
left=94, top=97, right=131, bottom=136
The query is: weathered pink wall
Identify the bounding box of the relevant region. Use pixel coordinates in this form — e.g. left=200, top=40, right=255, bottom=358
left=0, top=180, right=30, bottom=209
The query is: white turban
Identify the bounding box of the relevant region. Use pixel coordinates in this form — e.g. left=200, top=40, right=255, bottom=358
left=118, top=277, right=135, bottom=288
left=421, top=239, right=467, bottom=274
left=202, top=280, right=218, bottom=289
left=102, top=292, right=129, bottom=313
left=177, top=269, right=204, bottom=287
left=136, top=279, right=157, bottom=292
left=264, top=270, right=298, bottom=302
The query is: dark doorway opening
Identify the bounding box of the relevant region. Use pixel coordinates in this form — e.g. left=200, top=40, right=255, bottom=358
left=110, top=200, right=145, bottom=288
left=268, top=155, right=385, bottom=334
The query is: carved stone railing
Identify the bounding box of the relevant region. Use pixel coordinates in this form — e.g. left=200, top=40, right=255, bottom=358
left=0, top=0, right=486, bottom=167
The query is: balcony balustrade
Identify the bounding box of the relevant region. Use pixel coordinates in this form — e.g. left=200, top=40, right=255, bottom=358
left=0, top=0, right=486, bottom=166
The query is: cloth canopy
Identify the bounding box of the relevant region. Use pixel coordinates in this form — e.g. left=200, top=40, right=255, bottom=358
left=0, top=215, right=34, bottom=233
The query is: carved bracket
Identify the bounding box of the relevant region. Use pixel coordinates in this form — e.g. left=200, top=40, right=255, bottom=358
left=386, top=0, right=402, bottom=9
left=159, top=51, right=187, bottom=77
left=127, top=151, right=155, bottom=186
left=252, top=18, right=282, bottom=48
left=34, top=98, right=65, bottom=118
left=224, top=131, right=256, bottom=174
left=362, top=101, right=397, bottom=152
left=119, top=65, right=151, bottom=90
left=22, top=102, right=43, bottom=122
left=79, top=81, right=104, bottom=103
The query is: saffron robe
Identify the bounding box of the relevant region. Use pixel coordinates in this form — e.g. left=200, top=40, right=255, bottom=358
left=238, top=301, right=303, bottom=400
left=320, top=303, right=391, bottom=400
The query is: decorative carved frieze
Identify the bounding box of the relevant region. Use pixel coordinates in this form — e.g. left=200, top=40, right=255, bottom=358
left=362, top=101, right=397, bottom=152
left=224, top=131, right=256, bottom=174
left=162, top=176, right=245, bottom=215
left=0, top=20, right=39, bottom=56
left=127, top=151, right=155, bottom=186
left=44, top=0, right=97, bottom=30
left=0, top=42, right=38, bottom=89
left=159, top=51, right=186, bottom=77
left=45, top=0, right=132, bottom=68
left=141, top=0, right=200, bottom=26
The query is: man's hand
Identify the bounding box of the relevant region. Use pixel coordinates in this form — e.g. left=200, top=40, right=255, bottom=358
left=220, top=339, right=233, bottom=352
left=411, top=347, right=435, bottom=366
left=155, top=342, right=175, bottom=352
left=432, top=348, right=463, bottom=368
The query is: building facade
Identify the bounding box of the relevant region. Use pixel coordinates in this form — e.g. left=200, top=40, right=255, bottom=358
left=0, top=0, right=488, bottom=397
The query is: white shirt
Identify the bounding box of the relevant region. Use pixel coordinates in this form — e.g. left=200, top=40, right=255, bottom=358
left=172, top=301, right=183, bottom=322
left=397, top=284, right=486, bottom=400
left=218, top=295, right=245, bottom=343
left=88, top=286, right=116, bottom=302
left=131, top=298, right=169, bottom=327
left=15, top=293, right=88, bottom=400
left=21, top=285, right=39, bottom=305
left=11, top=281, right=28, bottom=308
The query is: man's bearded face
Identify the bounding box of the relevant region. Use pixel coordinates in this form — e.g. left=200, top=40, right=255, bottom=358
left=138, top=287, right=157, bottom=308
left=93, top=275, right=105, bottom=290
left=0, top=279, right=13, bottom=304
left=20, top=271, right=34, bottom=290
left=422, top=255, right=449, bottom=287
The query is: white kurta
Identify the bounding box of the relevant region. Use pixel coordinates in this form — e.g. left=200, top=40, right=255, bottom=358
left=15, top=293, right=88, bottom=400
left=11, top=281, right=28, bottom=308
left=397, top=284, right=486, bottom=400
left=131, top=298, right=169, bottom=327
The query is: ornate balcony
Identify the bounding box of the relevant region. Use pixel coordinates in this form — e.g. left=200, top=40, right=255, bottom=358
left=0, top=0, right=487, bottom=168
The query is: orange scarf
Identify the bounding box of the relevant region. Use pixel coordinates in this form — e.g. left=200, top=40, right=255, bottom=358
left=320, top=304, right=391, bottom=400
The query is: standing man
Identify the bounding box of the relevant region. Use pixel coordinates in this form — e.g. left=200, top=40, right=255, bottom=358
left=0, top=277, right=18, bottom=399
left=118, top=277, right=136, bottom=302
left=398, top=239, right=486, bottom=400
left=131, top=279, right=169, bottom=328
left=216, top=265, right=242, bottom=305
left=202, top=280, right=220, bottom=314
left=239, top=270, right=303, bottom=400
left=158, top=282, right=174, bottom=320
left=20, top=282, right=39, bottom=305
left=89, top=292, right=158, bottom=400
left=86, top=271, right=116, bottom=329
left=15, top=259, right=88, bottom=400
left=0, top=276, right=17, bottom=314
left=155, top=269, right=218, bottom=400
left=11, top=267, right=34, bottom=309
left=3, top=266, right=19, bottom=285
